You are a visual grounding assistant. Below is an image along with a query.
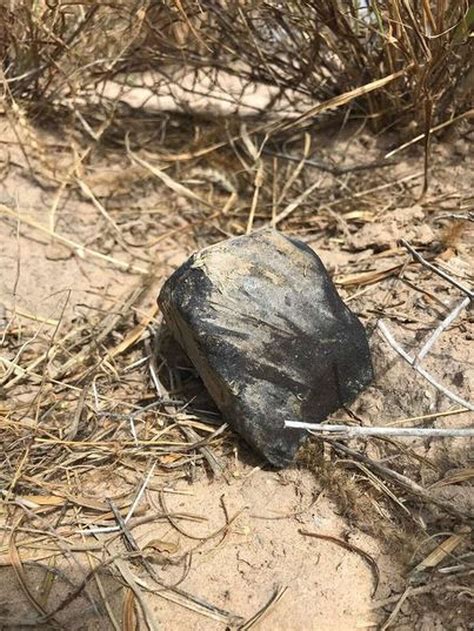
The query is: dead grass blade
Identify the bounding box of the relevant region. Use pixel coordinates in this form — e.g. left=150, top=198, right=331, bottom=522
left=335, top=264, right=407, bottom=288
left=107, top=304, right=159, bottom=360
left=0, top=204, right=148, bottom=275
left=412, top=526, right=471, bottom=574
left=380, top=586, right=412, bottom=631
left=127, top=142, right=214, bottom=209
left=240, top=585, right=288, bottom=630
left=299, top=530, right=380, bottom=597
left=114, top=558, right=158, bottom=631
left=122, top=587, right=138, bottom=631
left=275, top=68, right=409, bottom=132
left=273, top=177, right=324, bottom=226
left=431, top=468, right=474, bottom=488
left=8, top=523, right=51, bottom=621
left=66, top=384, right=89, bottom=441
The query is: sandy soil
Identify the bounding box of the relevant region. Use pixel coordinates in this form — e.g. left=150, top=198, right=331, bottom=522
left=0, top=111, right=472, bottom=630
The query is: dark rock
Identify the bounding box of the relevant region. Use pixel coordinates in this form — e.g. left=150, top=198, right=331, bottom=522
left=158, top=229, right=373, bottom=467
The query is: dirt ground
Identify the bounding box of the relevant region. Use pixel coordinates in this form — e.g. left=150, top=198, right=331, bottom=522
left=0, top=108, right=472, bottom=631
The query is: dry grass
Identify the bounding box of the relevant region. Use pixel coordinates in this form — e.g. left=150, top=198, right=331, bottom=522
left=3, top=2, right=473, bottom=127
left=0, top=1, right=473, bottom=628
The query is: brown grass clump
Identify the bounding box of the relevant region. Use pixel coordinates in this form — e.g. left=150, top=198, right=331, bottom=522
left=2, top=1, right=473, bottom=133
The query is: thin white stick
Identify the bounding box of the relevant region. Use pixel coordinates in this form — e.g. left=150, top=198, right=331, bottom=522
left=82, top=461, right=157, bottom=535
left=129, top=415, right=139, bottom=446
left=285, top=422, right=474, bottom=437
left=377, top=321, right=474, bottom=411
left=402, top=240, right=473, bottom=299
left=124, top=461, right=156, bottom=524
left=415, top=296, right=471, bottom=364
left=384, top=109, right=473, bottom=159
left=123, top=390, right=155, bottom=447
left=82, top=524, right=120, bottom=535
left=149, top=361, right=162, bottom=397
left=123, top=355, right=149, bottom=372
left=273, top=177, right=323, bottom=225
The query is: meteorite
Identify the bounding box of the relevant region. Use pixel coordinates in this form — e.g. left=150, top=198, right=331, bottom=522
left=158, top=229, right=373, bottom=467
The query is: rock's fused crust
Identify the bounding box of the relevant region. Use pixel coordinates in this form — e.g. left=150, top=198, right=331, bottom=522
left=158, top=229, right=373, bottom=467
